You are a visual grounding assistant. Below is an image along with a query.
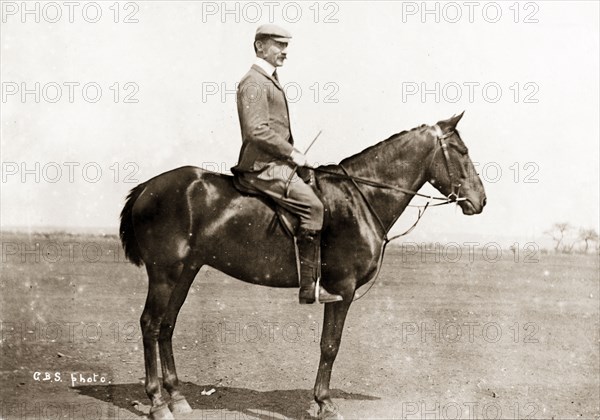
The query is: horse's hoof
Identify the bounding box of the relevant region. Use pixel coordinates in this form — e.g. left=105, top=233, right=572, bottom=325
left=149, top=404, right=174, bottom=420
left=168, top=396, right=193, bottom=414
left=318, top=407, right=344, bottom=420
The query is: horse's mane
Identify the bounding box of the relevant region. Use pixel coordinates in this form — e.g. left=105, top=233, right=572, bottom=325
left=339, top=124, right=429, bottom=166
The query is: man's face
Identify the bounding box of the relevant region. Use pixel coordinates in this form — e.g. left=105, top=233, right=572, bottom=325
left=257, top=39, right=288, bottom=67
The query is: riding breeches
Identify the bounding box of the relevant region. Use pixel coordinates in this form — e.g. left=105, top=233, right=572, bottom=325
left=236, top=163, right=324, bottom=231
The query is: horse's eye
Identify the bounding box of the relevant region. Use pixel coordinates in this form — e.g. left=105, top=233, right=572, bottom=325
left=449, top=143, right=468, bottom=155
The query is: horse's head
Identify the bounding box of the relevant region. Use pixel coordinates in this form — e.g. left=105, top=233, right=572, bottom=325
left=427, top=112, right=486, bottom=215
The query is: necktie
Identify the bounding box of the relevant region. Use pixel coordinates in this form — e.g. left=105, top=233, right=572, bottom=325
left=273, top=70, right=279, bottom=82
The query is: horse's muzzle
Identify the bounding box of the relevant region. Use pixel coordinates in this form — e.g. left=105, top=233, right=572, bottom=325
left=459, top=196, right=485, bottom=215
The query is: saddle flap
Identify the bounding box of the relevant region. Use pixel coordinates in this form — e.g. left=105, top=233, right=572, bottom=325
left=231, top=167, right=327, bottom=238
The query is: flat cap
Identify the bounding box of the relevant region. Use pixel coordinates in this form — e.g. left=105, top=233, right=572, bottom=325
left=255, top=24, right=292, bottom=42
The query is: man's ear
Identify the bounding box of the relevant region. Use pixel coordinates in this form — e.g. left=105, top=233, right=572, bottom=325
left=254, top=39, right=263, bottom=53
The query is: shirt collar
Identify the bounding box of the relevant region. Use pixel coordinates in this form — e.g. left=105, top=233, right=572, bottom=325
left=254, top=57, right=277, bottom=78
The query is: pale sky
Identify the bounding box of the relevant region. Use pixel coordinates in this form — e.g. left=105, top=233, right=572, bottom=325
left=1, top=1, right=598, bottom=246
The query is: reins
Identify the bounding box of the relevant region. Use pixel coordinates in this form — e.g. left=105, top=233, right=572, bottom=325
left=311, top=127, right=465, bottom=240
left=313, top=166, right=454, bottom=202
left=308, top=125, right=466, bottom=301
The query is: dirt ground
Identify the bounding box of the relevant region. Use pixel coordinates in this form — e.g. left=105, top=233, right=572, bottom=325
left=1, top=232, right=598, bottom=419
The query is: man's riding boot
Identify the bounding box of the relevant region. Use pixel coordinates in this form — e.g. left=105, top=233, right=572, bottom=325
left=296, top=228, right=343, bottom=304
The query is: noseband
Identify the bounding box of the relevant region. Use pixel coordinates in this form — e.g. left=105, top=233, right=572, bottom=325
left=311, top=125, right=470, bottom=301
left=313, top=124, right=467, bottom=241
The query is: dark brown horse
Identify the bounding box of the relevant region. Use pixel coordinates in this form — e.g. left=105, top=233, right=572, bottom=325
left=119, top=113, right=486, bottom=420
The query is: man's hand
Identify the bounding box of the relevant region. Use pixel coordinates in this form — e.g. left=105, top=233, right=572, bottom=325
left=290, top=150, right=308, bottom=167
left=297, top=167, right=316, bottom=186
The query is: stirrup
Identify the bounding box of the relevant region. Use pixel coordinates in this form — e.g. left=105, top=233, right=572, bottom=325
left=300, top=278, right=343, bottom=304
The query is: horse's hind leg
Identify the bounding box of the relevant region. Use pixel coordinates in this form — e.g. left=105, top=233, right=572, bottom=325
left=158, top=263, right=201, bottom=414
left=141, top=264, right=181, bottom=420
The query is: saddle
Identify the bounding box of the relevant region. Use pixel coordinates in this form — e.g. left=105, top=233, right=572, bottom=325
left=231, top=167, right=327, bottom=238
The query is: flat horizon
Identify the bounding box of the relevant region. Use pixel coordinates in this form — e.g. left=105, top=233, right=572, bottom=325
left=0, top=224, right=571, bottom=250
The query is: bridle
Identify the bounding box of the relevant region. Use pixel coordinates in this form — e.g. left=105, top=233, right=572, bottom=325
left=312, top=124, right=470, bottom=301
left=432, top=124, right=464, bottom=204
left=312, top=124, right=467, bottom=243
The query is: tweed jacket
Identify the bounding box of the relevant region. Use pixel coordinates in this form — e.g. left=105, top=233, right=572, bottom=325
left=233, top=64, right=294, bottom=173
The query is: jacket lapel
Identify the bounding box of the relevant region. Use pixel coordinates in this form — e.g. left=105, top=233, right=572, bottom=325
left=250, top=64, right=293, bottom=144
left=251, top=64, right=284, bottom=91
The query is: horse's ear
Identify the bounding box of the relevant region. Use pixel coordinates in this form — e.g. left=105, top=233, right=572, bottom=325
left=452, top=111, right=465, bottom=127
left=436, top=111, right=465, bottom=132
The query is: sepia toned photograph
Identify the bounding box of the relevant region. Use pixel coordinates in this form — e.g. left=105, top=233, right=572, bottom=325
left=1, top=1, right=598, bottom=419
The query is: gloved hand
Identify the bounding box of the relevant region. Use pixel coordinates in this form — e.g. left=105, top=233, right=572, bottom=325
left=290, top=150, right=308, bottom=167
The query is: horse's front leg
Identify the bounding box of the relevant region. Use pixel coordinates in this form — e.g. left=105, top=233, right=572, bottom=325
left=314, top=298, right=352, bottom=420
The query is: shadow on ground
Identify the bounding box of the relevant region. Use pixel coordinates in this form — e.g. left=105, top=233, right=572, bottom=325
left=74, top=382, right=379, bottom=419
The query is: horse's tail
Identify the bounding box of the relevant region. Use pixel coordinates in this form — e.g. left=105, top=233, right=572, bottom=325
left=119, top=183, right=146, bottom=266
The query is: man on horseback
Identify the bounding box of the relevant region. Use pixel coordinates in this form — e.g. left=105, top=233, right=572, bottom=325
left=232, top=24, right=342, bottom=304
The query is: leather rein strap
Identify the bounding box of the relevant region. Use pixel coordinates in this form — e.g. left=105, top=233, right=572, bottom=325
left=325, top=124, right=465, bottom=301
left=313, top=125, right=464, bottom=244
